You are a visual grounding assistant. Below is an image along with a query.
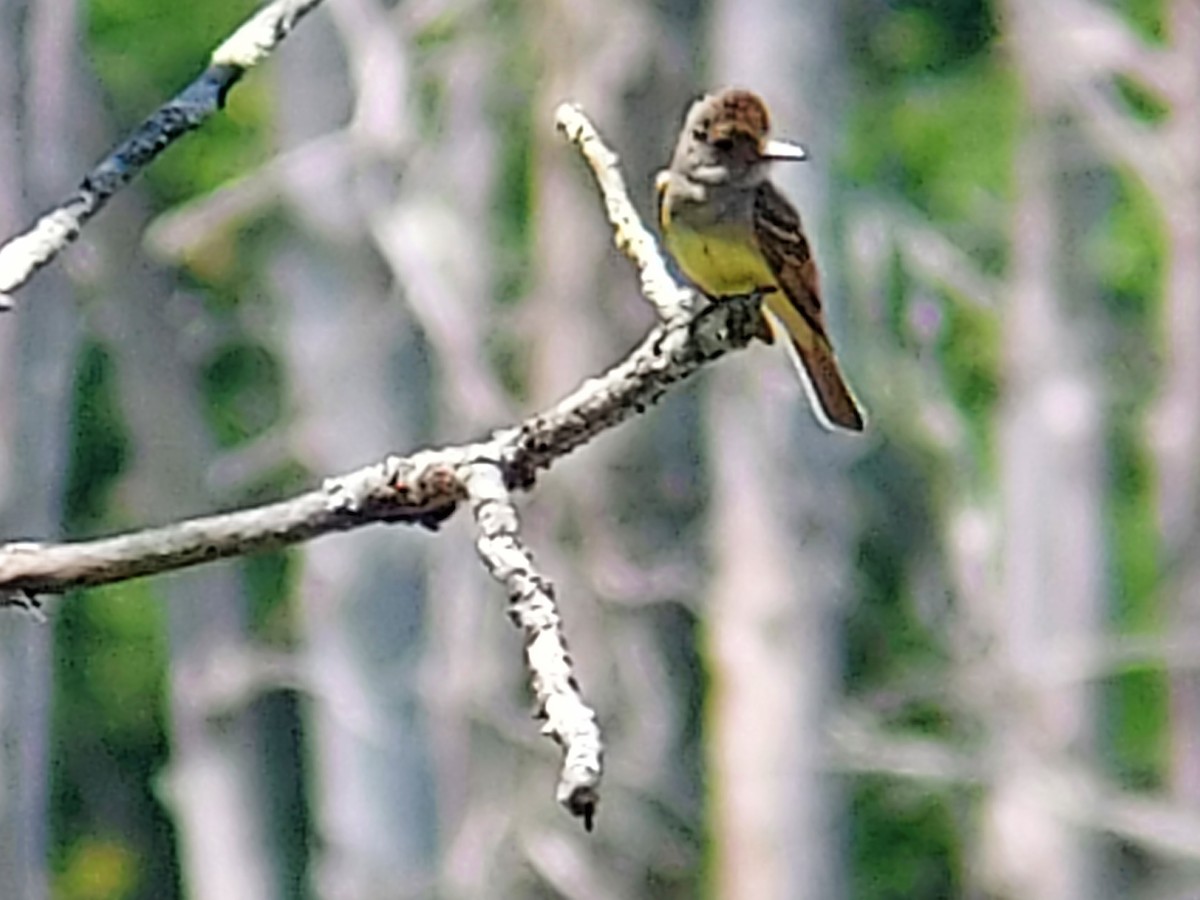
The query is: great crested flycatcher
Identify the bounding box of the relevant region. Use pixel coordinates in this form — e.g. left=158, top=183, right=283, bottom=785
left=657, top=88, right=865, bottom=432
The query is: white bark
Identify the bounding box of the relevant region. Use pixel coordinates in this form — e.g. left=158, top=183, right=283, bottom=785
left=705, top=0, right=850, bottom=896
left=978, top=3, right=1106, bottom=896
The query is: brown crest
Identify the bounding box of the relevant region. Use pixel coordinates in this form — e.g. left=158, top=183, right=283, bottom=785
left=708, top=89, right=771, bottom=143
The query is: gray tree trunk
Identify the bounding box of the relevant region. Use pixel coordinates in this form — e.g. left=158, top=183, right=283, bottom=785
left=0, top=0, right=84, bottom=894
left=705, top=0, right=851, bottom=896
left=977, top=3, right=1105, bottom=896
left=271, top=10, right=437, bottom=896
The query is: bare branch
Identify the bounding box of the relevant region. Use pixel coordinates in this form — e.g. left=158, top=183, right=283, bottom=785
left=826, top=708, right=982, bottom=785
left=829, top=708, right=1200, bottom=861
left=861, top=205, right=1003, bottom=310
left=0, top=452, right=465, bottom=593
left=0, top=0, right=328, bottom=304
left=554, top=103, right=693, bottom=322
left=1053, top=0, right=1175, bottom=98
left=465, top=463, right=602, bottom=829
left=0, top=286, right=764, bottom=597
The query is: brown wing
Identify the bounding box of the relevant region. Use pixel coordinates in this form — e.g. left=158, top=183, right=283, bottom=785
left=753, top=182, right=866, bottom=432
left=752, top=181, right=829, bottom=343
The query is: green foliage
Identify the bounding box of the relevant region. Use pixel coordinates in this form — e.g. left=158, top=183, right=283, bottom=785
left=1089, top=172, right=1165, bottom=329
left=845, top=61, right=1018, bottom=245
left=65, top=342, right=131, bottom=536
left=1109, top=426, right=1158, bottom=622
left=938, top=299, right=1001, bottom=457
left=488, top=0, right=538, bottom=304
left=1112, top=74, right=1171, bottom=124
left=87, top=0, right=256, bottom=115
left=58, top=342, right=178, bottom=897
left=840, top=4, right=1010, bottom=895
left=483, top=2, right=540, bottom=400
left=52, top=581, right=178, bottom=900
left=490, top=79, right=536, bottom=312
left=55, top=837, right=140, bottom=900
left=1106, top=669, right=1169, bottom=790
left=1105, top=414, right=1168, bottom=788
left=844, top=0, right=996, bottom=80
left=199, top=341, right=285, bottom=447
left=52, top=3, right=287, bottom=897
left=845, top=454, right=946, bottom=693
left=143, top=104, right=272, bottom=209
left=1084, top=150, right=1168, bottom=792
left=244, top=549, right=300, bottom=644
left=1110, top=0, right=1167, bottom=43
left=850, top=777, right=963, bottom=900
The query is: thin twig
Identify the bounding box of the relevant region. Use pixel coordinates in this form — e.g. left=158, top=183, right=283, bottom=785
left=0, top=0, right=327, bottom=305
left=554, top=102, right=693, bottom=322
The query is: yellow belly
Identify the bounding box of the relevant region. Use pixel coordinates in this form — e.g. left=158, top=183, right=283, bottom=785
left=664, top=224, right=777, bottom=297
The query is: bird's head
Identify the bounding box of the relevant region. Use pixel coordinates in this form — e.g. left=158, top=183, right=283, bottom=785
left=671, top=88, right=808, bottom=188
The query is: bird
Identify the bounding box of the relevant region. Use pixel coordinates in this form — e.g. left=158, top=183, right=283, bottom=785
left=656, top=88, right=865, bottom=432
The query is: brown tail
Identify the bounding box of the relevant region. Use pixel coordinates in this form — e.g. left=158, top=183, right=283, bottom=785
left=787, top=334, right=866, bottom=432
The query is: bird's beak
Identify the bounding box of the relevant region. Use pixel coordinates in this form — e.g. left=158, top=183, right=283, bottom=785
left=761, top=139, right=809, bottom=162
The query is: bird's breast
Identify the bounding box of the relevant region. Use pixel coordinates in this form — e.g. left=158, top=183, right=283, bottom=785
left=663, top=221, right=777, bottom=297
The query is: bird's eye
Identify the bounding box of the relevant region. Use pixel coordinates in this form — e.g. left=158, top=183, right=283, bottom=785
left=692, top=128, right=707, bottom=142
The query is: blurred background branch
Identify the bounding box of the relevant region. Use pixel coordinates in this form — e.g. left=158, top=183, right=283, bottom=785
left=0, top=0, right=327, bottom=305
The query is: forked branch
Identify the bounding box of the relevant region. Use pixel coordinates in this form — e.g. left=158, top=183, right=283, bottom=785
left=0, top=95, right=772, bottom=826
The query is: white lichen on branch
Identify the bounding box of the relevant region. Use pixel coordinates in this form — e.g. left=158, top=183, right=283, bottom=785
left=555, top=102, right=694, bottom=323
left=464, top=463, right=602, bottom=829
left=213, top=0, right=326, bottom=69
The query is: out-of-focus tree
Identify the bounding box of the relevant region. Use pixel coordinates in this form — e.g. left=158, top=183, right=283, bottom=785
left=702, top=0, right=854, bottom=897
left=0, top=0, right=82, bottom=896
left=3, top=0, right=1200, bottom=898
left=839, top=1, right=1200, bottom=898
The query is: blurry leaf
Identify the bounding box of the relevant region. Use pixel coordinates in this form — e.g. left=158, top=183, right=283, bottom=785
left=68, top=581, right=167, bottom=748
left=1088, top=171, right=1165, bottom=320
left=1110, top=424, right=1158, bottom=628
left=1106, top=421, right=1167, bottom=787
left=66, top=342, right=130, bottom=536
left=491, top=88, right=535, bottom=309
left=1106, top=670, right=1168, bottom=789
left=53, top=579, right=177, bottom=900
left=244, top=548, right=299, bottom=644
left=938, top=298, right=999, bottom=460
left=846, top=0, right=997, bottom=77
left=850, top=776, right=963, bottom=900
left=844, top=62, right=1018, bottom=249
left=1112, top=74, right=1170, bottom=124
left=872, top=9, right=945, bottom=72
left=200, top=342, right=284, bottom=447
left=1110, top=0, right=1167, bottom=43
left=55, top=837, right=140, bottom=900
left=412, top=10, right=463, bottom=51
